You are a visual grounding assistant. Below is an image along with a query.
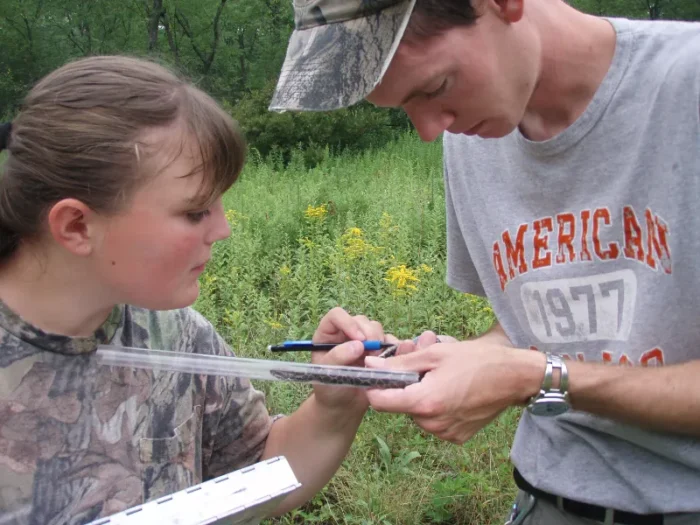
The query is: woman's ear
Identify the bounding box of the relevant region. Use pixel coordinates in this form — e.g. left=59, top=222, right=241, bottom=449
left=46, top=199, right=99, bottom=257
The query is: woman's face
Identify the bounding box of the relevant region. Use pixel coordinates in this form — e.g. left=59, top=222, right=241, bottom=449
left=90, top=133, right=232, bottom=311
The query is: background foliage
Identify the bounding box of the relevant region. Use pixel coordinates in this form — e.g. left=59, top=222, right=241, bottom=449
left=2, top=0, right=697, bottom=161
left=195, top=133, right=508, bottom=524
left=2, top=0, right=698, bottom=522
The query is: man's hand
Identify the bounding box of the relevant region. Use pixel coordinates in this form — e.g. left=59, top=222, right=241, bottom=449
left=310, top=307, right=399, bottom=414
left=364, top=339, right=545, bottom=444
left=391, top=330, right=459, bottom=357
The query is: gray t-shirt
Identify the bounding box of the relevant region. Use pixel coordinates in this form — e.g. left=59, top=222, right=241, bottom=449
left=444, top=17, right=700, bottom=513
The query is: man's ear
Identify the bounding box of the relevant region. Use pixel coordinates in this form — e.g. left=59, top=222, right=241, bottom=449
left=491, top=0, right=525, bottom=23
left=46, top=199, right=98, bottom=257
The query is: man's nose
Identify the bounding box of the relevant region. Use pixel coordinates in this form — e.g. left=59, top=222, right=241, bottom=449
left=406, top=106, right=457, bottom=142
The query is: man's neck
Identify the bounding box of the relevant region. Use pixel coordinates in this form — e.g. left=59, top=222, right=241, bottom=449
left=0, top=246, right=115, bottom=337
left=519, top=3, right=617, bottom=141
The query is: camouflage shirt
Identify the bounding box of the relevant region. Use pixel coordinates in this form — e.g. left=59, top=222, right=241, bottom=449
left=0, top=300, right=274, bottom=525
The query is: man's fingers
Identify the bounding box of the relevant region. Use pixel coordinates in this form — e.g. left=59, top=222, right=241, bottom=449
left=366, top=382, right=425, bottom=414
left=394, top=330, right=441, bottom=356
left=394, top=339, right=418, bottom=356
left=365, top=346, right=440, bottom=373
left=416, top=330, right=439, bottom=349
left=413, top=415, right=451, bottom=436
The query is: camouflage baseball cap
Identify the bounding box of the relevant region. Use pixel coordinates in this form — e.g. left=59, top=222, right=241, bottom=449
left=269, top=0, right=417, bottom=112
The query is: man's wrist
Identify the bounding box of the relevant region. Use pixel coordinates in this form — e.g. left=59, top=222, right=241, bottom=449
left=474, top=322, right=513, bottom=347
left=525, top=353, right=571, bottom=416
left=509, top=349, right=548, bottom=406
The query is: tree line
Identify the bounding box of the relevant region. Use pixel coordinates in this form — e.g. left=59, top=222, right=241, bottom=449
left=1, top=0, right=698, bottom=165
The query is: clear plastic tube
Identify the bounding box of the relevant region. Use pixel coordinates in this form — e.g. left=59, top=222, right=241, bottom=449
left=96, top=345, right=420, bottom=389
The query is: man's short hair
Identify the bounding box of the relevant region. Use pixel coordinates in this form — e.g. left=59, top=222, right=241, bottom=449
left=409, top=0, right=479, bottom=38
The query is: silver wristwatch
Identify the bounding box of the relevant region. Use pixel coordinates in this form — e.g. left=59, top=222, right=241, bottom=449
left=526, top=353, right=570, bottom=416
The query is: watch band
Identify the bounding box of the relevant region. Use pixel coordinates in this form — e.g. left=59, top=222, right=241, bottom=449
left=549, top=353, right=569, bottom=394
left=526, top=353, right=570, bottom=416
left=542, top=356, right=554, bottom=391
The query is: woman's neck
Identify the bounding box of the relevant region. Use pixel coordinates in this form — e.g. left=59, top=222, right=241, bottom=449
left=0, top=245, right=116, bottom=337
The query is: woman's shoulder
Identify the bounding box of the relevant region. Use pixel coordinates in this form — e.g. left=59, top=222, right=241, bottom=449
left=121, top=305, right=231, bottom=357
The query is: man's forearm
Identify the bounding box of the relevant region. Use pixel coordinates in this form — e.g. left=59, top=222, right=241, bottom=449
left=565, top=359, right=700, bottom=436
left=261, top=395, right=364, bottom=515
left=484, top=322, right=700, bottom=436
left=474, top=321, right=512, bottom=346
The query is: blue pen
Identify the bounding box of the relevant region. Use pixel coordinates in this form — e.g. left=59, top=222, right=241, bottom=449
left=267, top=340, right=394, bottom=352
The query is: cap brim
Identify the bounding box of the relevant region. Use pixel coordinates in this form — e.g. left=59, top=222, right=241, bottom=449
left=269, top=0, right=416, bottom=112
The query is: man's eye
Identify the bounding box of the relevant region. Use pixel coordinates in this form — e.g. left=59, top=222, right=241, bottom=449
left=426, top=79, right=448, bottom=100
left=186, top=210, right=211, bottom=223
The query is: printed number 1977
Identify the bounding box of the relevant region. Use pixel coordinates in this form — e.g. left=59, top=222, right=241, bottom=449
left=520, top=270, right=636, bottom=343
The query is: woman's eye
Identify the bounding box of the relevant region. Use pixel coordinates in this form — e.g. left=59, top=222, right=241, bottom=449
left=186, top=209, right=211, bottom=223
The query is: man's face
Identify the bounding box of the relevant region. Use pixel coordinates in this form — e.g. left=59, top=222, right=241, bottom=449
left=367, top=1, right=538, bottom=142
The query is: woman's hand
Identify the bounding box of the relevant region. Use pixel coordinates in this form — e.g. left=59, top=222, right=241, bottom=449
left=310, top=307, right=399, bottom=413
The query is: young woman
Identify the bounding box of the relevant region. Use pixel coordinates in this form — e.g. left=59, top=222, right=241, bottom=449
left=0, top=56, right=395, bottom=525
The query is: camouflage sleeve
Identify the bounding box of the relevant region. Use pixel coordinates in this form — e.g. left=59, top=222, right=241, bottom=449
left=204, top=370, right=275, bottom=480
left=186, top=310, right=275, bottom=480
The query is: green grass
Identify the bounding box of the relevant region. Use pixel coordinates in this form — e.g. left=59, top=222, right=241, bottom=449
left=193, top=131, right=519, bottom=524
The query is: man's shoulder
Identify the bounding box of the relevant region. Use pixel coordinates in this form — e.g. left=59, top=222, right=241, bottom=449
left=615, top=17, right=700, bottom=39
left=619, top=18, right=700, bottom=106
left=622, top=18, right=700, bottom=71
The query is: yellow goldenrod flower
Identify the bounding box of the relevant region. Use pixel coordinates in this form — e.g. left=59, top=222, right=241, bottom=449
left=222, top=309, right=242, bottom=327
left=264, top=319, right=285, bottom=330
left=419, top=264, right=433, bottom=274
left=385, top=264, right=420, bottom=296
left=379, top=212, right=393, bottom=230
left=340, top=227, right=377, bottom=260
left=304, top=204, right=328, bottom=221
left=225, top=209, right=248, bottom=226
left=379, top=211, right=400, bottom=235
left=343, top=237, right=369, bottom=259
left=299, top=237, right=316, bottom=250
left=279, top=264, right=291, bottom=276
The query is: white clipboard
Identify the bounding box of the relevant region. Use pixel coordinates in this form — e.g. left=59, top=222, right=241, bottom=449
left=87, top=456, right=301, bottom=525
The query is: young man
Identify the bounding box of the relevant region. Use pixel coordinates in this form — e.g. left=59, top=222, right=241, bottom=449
left=270, top=1, right=700, bottom=524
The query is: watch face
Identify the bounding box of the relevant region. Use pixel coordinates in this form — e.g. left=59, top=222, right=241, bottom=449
left=530, top=398, right=569, bottom=416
